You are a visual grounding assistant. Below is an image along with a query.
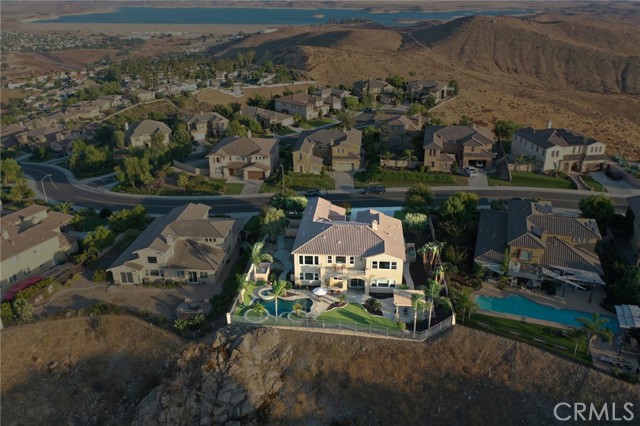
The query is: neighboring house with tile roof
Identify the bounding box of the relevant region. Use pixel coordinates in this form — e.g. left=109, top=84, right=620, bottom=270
left=626, top=195, right=640, bottom=265
left=352, top=79, right=394, bottom=102
left=405, top=80, right=450, bottom=103
left=512, top=127, right=607, bottom=173
left=206, top=133, right=278, bottom=180
left=374, top=112, right=423, bottom=148
left=108, top=203, right=240, bottom=285
left=185, top=112, right=229, bottom=140
left=292, top=198, right=406, bottom=295
left=423, top=125, right=495, bottom=172
left=274, top=93, right=328, bottom=120
left=0, top=205, right=76, bottom=288
left=126, top=119, right=172, bottom=148
left=474, top=200, right=604, bottom=287
left=239, top=106, right=294, bottom=129
left=293, top=128, right=362, bottom=174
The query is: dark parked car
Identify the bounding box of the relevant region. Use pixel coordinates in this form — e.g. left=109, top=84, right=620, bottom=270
left=605, top=168, right=622, bottom=181
left=360, top=185, right=386, bottom=195
left=303, top=188, right=321, bottom=197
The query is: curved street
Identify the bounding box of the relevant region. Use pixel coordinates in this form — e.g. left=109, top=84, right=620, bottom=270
left=22, top=162, right=638, bottom=215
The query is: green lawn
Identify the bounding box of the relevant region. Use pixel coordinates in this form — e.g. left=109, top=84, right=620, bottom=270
left=316, top=303, right=401, bottom=330
left=307, top=118, right=335, bottom=128
left=354, top=169, right=466, bottom=188
left=467, top=313, right=592, bottom=366
left=210, top=179, right=245, bottom=195
left=488, top=171, right=574, bottom=189
left=582, top=175, right=606, bottom=192
left=260, top=173, right=335, bottom=193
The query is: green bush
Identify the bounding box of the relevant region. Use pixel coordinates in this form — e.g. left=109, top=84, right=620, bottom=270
left=92, top=269, right=108, bottom=282
left=16, top=277, right=55, bottom=301
left=86, top=301, right=124, bottom=315
left=1, top=302, right=14, bottom=325
left=141, top=279, right=185, bottom=289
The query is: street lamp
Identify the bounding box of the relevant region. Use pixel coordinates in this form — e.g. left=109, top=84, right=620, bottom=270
left=40, top=174, right=52, bottom=204
left=281, top=164, right=285, bottom=191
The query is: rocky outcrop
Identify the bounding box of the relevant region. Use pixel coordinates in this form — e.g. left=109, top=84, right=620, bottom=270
left=133, top=326, right=290, bottom=425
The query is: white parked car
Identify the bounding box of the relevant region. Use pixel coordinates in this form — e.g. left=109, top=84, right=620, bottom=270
left=464, top=166, right=478, bottom=177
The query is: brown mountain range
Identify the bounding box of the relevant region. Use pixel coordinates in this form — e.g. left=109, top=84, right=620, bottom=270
left=215, top=10, right=640, bottom=158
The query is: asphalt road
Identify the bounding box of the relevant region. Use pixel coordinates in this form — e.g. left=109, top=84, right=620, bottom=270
left=22, top=163, right=635, bottom=216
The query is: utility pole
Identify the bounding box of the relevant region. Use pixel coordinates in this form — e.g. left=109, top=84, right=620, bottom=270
left=40, top=174, right=52, bottom=204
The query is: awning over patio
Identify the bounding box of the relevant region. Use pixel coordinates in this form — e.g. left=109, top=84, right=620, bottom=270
left=393, top=289, right=424, bottom=307
left=615, top=304, right=640, bottom=329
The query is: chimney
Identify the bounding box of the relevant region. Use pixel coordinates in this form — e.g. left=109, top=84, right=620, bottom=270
left=1, top=229, right=9, bottom=240
left=124, top=122, right=129, bottom=131
left=547, top=121, right=552, bottom=129
left=417, top=114, right=422, bottom=128
left=371, top=220, right=378, bottom=230
left=166, top=234, right=173, bottom=246
left=247, top=129, right=252, bottom=138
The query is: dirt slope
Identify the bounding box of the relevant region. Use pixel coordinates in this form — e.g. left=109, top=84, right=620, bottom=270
left=0, top=315, right=183, bottom=426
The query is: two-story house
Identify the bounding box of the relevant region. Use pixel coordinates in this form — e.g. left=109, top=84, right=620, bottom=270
left=108, top=203, right=240, bottom=286
left=293, top=128, right=362, bottom=174
left=292, top=198, right=406, bottom=295
left=374, top=112, right=423, bottom=149
left=352, top=79, right=394, bottom=102
left=239, top=106, right=294, bottom=129
left=474, top=200, right=604, bottom=287
left=274, top=93, right=328, bottom=120
left=404, top=80, right=450, bottom=104
left=1, top=205, right=76, bottom=291
left=206, top=133, right=278, bottom=180
left=423, top=125, right=495, bottom=171
left=126, top=119, right=172, bottom=148
left=185, top=112, right=229, bottom=141
left=512, top=126, right=607, bottom=173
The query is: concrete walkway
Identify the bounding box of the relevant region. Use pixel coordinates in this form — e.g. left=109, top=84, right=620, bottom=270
left=403, top=262, right=415, bottom=290
left=273, top=235, right=293, bottom=281
left=468, top=169, right=489, bottom=188
left=331, top=171, right=355, bottom=192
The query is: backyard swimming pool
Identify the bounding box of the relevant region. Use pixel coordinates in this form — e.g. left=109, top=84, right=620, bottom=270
left=476, top=294, right=619, bottom=332
left=258, top=297, right=313, bottom=316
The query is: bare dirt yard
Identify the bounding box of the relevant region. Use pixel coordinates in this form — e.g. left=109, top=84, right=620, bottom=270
left=0, top=315, right=183, bottom=426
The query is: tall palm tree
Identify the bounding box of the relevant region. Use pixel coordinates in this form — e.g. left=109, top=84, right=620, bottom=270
left=421, top=279, right=452, bottom=330
left=243, top=241, right=273, bottom=280
left=251, top=302, right=267, bottom=317
left=400, top=149, right=417, bottom=170
left=576, top=313, right=613, bottom=356
left=57, top=201, right=74, bottom=215
left=411, top=293, right=426, bottom=338
left=380, top=151, right=394, bottom=168
left=568, top=328, right=586, bottom=355
left=452, top=286, right=478, bottom=321
left=419, top=241, right=443, bottom=275
left=271, top=279, right=289, bottom=320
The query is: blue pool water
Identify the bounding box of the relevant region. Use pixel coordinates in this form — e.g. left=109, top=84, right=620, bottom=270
left=37, top=7, right=534, bottom=26
left=258, top=297, right=312, bottom=316
left=476, top=294, right=620, bottom=332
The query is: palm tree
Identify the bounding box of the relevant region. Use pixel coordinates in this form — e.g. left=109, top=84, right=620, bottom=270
left=400, top=149, right=417, bottom=170
left=251, top=302, right=267, bottom=317
left=576, top=313, right=613, bottom=356
left=410, top=293, right=426, bottom=338
left=418, top=241, right=443, bottom=275
left=243, top=241, right=273, bottom=280
left=292, top=302, right=304, bottom=318
left=452, top=286, right=478, bottom=321
left=173, top=318, right=188, bottom=336
left=421, top=279, right=452, bottom=329
left=271, top=279, right=289, bottom=320
left=188, top=314, right=206, bottom=330
left=57, top=201, right=74, bottom=215
left=380, top=151, right=394, bottom=168
left=364, top=297, right=382, bottom=314
left=568, top=328, right=586, bottom=355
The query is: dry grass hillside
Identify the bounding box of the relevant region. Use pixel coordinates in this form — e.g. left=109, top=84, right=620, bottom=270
left=214, top=9, right=640, bottom=159
left=1, top=315, right=183, bottom=426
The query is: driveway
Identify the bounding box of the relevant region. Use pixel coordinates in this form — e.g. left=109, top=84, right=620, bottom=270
left=589, top=171, right=637, bottom=195
left=467, top=169, right=489, bottom=188
left=240, top=179, right=262, bottom=194
left=331, top=171, right=355, bottom=192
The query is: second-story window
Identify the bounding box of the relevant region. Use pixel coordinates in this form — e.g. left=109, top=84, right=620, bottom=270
left=147, top=256, right=158, bottom=264
left=335, top=256, right=347, bottom=264
left=299, top=255, right=319, bottom=265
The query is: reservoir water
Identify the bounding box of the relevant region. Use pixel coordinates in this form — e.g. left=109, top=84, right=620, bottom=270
left=37, top=7, right=534, bottom=26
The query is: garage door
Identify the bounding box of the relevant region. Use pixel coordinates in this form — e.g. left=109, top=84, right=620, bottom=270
left=334, top=162, right=354, bottom=172
left=247, top=171, right=265, bottom=179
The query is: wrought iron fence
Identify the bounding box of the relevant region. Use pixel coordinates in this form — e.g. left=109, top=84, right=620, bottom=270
left=228, top=314, right=454, bottom=342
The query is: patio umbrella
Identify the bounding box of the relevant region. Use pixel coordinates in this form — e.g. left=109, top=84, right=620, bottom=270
left=313, top=287, right=328, bottom=296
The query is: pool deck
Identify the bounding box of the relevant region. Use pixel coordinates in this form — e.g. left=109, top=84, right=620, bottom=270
left=475, top=283, right=612, bottom=330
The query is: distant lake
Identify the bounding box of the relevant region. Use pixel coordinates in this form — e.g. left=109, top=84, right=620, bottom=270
left=36, top=7, right=534, bottom=26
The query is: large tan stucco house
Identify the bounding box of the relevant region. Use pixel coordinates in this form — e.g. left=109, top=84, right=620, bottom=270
left=352, top=79, right=394, bottom=102
left=274, top=93, right=328, bottom=121
left=291, top=198, right=406, bottom=295
left=511, top=127, right=607, bottom=173
left=126, top=119, right=172, bottom=148
left=423, top=125, right=495, bottom=172
left=206, top=134, right=278, bottom=180
left=239, top=106, right=294, bottom=129
left=0, top=205, right=76, bottom=290
left=405, top=80, right=450, bottom=103
left=293, top=128, right=362, bottom=174
left=185, top=112, right=229, bottom=141
left=108, top=203, right=240, bottom=285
